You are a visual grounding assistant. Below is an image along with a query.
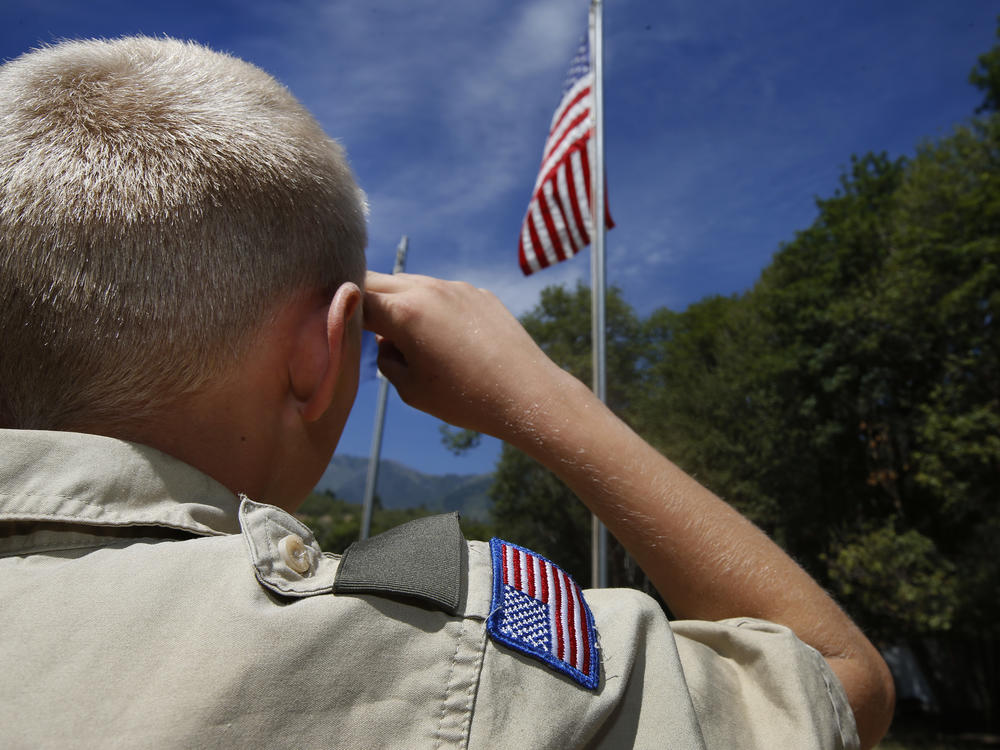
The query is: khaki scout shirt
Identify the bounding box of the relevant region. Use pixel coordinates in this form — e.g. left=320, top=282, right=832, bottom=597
left=0, top=429, right=858, bottom=749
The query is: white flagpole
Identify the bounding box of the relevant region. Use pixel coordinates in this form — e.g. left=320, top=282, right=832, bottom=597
left=589, top=0, right=609, bottom=589
left=360, top=235, right=409, bottom=540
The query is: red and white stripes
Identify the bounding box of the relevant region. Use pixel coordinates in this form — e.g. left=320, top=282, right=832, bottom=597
left=518, top=73, right=595, bottom=276
left=501, top=542, right=592, bottom=677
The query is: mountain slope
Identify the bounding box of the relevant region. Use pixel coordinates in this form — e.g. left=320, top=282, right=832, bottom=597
left=314, top=455, right=493, bottom=522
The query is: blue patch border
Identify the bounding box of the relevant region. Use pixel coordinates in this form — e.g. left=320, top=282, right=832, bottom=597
left=486, top=537, right=600, bottom=690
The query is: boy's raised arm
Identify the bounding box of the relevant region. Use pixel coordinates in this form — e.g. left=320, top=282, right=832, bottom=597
left=362, top=270, right=894, bottom=750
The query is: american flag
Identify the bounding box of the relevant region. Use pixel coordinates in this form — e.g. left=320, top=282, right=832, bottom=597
left=518, top=35, right=612, bottom=276
left=487, top=538, right=599, bottom=690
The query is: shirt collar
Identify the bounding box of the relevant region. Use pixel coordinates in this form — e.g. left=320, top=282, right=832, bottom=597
left=0, top=429, right=241, bottom=536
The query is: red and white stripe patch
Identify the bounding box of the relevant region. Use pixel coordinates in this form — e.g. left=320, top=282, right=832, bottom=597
left=489, top=539, right=599, bottom=689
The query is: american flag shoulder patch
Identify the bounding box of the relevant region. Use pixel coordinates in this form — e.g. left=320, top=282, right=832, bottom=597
left=486, top=538, right=599, bottom=690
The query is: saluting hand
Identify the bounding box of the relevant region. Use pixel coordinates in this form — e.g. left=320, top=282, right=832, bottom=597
left=362, top=271, right=579, bottom=442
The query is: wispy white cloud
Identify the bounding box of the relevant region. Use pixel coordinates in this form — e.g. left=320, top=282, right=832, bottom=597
left=222, top=0, right=994, bottom=319
left=239, top=0, right=592, bottom=290
left=452, top=253, right=588, bottom=317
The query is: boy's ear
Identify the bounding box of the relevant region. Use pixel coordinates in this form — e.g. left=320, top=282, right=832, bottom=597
left=292, top=282, right=362, bottom=423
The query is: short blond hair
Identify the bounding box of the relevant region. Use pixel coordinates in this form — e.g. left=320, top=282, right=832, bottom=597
left=0, top=37, right=367, bottom=430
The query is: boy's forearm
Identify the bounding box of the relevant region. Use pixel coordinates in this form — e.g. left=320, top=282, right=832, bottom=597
left=501, top=369, right=893, bottom=749
left=362, top=271, right=893, bottom=748
left=504, top=370, right=829, bottom=622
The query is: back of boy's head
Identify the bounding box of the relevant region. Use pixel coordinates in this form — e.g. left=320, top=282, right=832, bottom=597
left=0, top=36, right=367, bottom=432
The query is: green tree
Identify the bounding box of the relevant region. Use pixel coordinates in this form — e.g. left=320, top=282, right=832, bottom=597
left=636, top=153, right=916, bottom=572
left=295, top=489, right=369, bottom=552
left=637, top=294, right=784, bottom=534
left=489, top=446, right=593, bottom=582
left=751, top=153, right=910, bottom=565
left=970, top=16, right=1000, bottom=113
left=516, top=282, right=647, bottom=418
left=297, top=490, right=495, bottom=554
left=439, top=425, right=481, bottom=455
left=824, top=520, right=958, bottom=641
left=880, top=116, right=1000, bottom=639
left=488, top=284, right=654, bottom=590
left=589, top=130, right=993, bottom=645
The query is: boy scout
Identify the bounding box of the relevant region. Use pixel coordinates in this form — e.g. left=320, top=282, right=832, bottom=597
left=0, top=37, right=894, bottom=749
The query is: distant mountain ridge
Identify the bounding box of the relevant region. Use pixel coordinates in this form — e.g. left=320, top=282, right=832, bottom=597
left=314, top=455, right=493, bottom=522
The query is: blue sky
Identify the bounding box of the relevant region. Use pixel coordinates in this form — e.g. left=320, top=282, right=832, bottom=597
left=3, top=1, right=996, bottom=478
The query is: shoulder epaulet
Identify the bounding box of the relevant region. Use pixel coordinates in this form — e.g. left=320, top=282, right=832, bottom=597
left=334, top=512, right=464, bottom=615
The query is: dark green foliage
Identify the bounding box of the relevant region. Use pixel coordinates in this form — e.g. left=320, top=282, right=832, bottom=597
left=637, top=294, right=785, bottom=534
left=296, top=489, right=496, bottom=554
left=489, top=445, right=593, bottom=583
left=439, top=425, right=482, bottom=455
left=515, top=283, right=647, bottom=421
left=824, top=521, right=959, bottom=638
left=970, top=17, right=1000, bottom=114
left=632, top=122, right=997, bottom=647
left=487, top=284, right=656, bottom=592
left=747, top=153, right=911, bottom=566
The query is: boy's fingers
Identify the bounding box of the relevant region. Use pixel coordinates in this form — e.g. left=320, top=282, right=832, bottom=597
left=374, top=338, right=408, bottom=383
left=364, top=270, right=416, bottom=293
left=361, top=290, right=394, bottom=334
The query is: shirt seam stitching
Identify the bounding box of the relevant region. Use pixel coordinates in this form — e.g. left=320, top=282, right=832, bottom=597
left=433, top=622, right=465, bottom=750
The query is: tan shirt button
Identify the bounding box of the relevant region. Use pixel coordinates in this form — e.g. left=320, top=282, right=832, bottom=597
left=278, top=534, right=311, bottom=574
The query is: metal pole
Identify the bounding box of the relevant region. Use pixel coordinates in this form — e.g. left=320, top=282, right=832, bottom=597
left=589, top=0, right=609, bottom=589
left=359, top=235, right=409, bottom=540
